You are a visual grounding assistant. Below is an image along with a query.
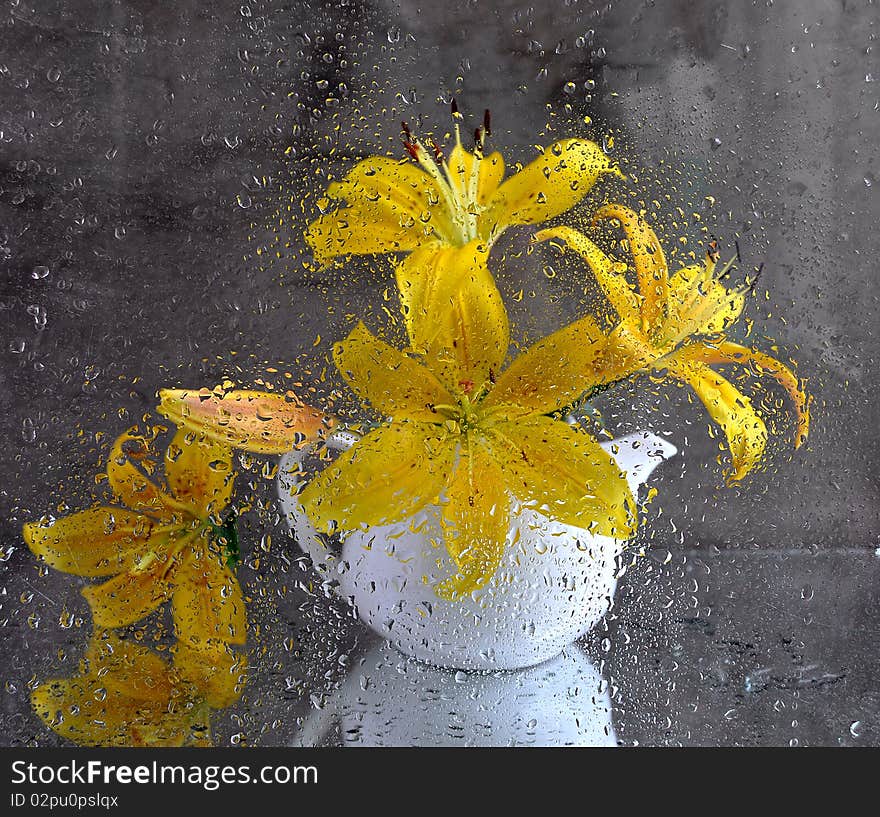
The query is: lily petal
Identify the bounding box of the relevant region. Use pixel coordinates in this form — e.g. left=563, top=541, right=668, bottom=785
left=535, top=225, right=639, bottom=320
left=674, top=340, right=810, bottom=448
left=437, top=444, right=509, bottom=599
left=84, top=632, right=174, bottom=703
left=172, top=548, right=247, bottom=645
left=593, top=204, right=669, bottom=334
left=333, top=321, right=451, bottom=422
left=24, top=507, right=151, bottom=577
left=158, top=387, right=328, bottom=456
left=174, top=638, right=247, bottom=709
left=485, top=416, right=636, bottom=537
left=483, top=139, right=619, bottom=237
left=106, top=431, right=174, bottom=516
left=82, top=553, right=174, bottom=629
left=31, top=678, right=194, bottom=747
left=164, top=429, right=234, bottom=517
left=300, top=422, right=454, bottom=532
left=397, top=241, right=509, bottom=397
left=666, top=263, right=745, bottom=338
left=446, top=144, right=505, bottom=206
left=305, top=156, right=452, bottom=264
left=665, top=358, right=768, bottom=483
left=485, top=314, right=609, bottom=415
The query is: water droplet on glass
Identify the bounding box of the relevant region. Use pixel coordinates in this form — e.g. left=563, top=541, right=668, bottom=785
left=387, top=26, right=400, bottom=43
left=46, top=66, right=61, bottom=83
left=31, top=265, right=50, bottom=280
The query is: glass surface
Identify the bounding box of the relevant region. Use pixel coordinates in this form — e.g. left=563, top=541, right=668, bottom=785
left=1, top=0, right=877, bottom=747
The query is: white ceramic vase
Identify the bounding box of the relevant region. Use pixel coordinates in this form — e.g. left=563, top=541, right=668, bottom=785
left=276, top=428, right=676, bottom=671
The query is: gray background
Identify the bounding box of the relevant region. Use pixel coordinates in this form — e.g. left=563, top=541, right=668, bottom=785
left=1, top=0, right=878, bottom=746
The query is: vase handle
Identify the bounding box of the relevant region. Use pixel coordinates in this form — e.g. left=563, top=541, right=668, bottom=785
left=276, top=430, right=360, bottom=587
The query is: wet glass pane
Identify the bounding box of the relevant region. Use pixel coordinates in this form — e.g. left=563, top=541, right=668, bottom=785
left=3, top=0, right=877, bottom=747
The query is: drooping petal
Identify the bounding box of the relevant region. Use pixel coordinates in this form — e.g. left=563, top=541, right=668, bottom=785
left=482, top=139, right=620, bottom=237
left=666, top=263, right=745, bottom=339
left=106, top=431, right=174, bottom=516
left=305, top=156, right=453, bottom=264
left=164, top=429, right=235, bottom=518
left=84, top=631, right=174, bottom=703
left=674, top=340, right=810, bottom=448
left=300, top=422, right=454, bottom=533
left=82, top=553, right=174, bottom=629
left=484, top=314, right=609, bottom=415
left=664, top=358, right=768, bottom=483
left=593, top=204, right=670, bottom=334
left=174, top=638, right=247, bottom=709
left=534, top=225, right=639, bottom=321
left=158, top=387, right=328, bottom=456
left=31, top=678, right=195, bottom=748
left=485, top=415, right=636, bottom=537
left=396, top=240, right=509, bottom=397
left=333, top=321, right=451, bottom=422
left=172, top=546, right=247, bottom=645
left=436, top=444, right=509, bottom=599
left=446, top=144, right=505, bottom=206
left=24, top=507, right=153, bottom=577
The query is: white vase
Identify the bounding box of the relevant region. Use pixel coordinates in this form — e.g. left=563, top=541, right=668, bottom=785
left=276, top=428, right=676, bottom=671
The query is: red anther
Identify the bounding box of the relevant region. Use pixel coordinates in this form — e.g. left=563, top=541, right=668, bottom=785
left=403, top=140, right=420, bottom=160
left=473, top=127, right=483, bottom=147
left=429, top=139, right=445, bottom=163
left=451, top=98, right=459, bottom=117
left=707, top=239, right=720, bottom=262
left=483, top=109, right=491, bottom=136
left=459, top=378, right=475, bottom=394
left=401, top=120, right=412, bottom=138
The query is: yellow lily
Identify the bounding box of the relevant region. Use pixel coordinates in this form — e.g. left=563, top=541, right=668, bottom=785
left=299, top=302, right=636, bottom=598
left=32, top=632, right=246, bottom=747
left=305, top=107, right=621, bottom=288
left=24, top=428, right=246, bottom=642
left=537, top=205, right=810, bottom=482
left=156, top=386, right=331, bottom=455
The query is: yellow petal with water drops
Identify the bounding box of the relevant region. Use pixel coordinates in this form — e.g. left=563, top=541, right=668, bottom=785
left=83, top=631, right=174, bottom=703
left=300, top=422, right=454, bottom=533
left=83, top=551, right=174, bottom=629
left=484, top=314, right=608, bottom=416
left=436, top=445, right=509, bottom=600
left=158, top=387, right=328, bottom=456
left=486, top=415, right=636, bottom=537
left=483, top=139, right=619, bottom=236
left=397, top=241, right=509, bottom=397
left=31, top=677, right=195, bottom=748
left=306, top=156, right=453, bottom=263
left=446, top=144, right=506, bottom=206
left=333, top=321, right=451, bottom=422
left=593, top=204, right=669, bottom=334
left=666, top=263, right=745, bottom=338
left=164, top=429, right=234, bottom=518
left=24, top=507, right=152, bottom=577
left=675, top=340, right=810, bottom=448
left=665, top=358, right=768, bottom=483
left=106, top=431, right=174, bottom=516
left=534, top=225, right=639, bottom=321
left=172, top=547, right=247, bottom=645
left=174, top=638, right=247, bottom=709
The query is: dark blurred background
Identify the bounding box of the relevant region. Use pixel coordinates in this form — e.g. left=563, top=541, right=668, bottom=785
left=1, top=0, right=878, bottom=746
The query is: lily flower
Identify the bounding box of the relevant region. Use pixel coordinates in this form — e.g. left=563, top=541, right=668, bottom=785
left=299, top=295, right=636, bottom=598
left=156, top=278, right=636, bottom=598
left=24, top=429, right=246, bottom=642
left=305, top=106, right=622, bottom=288
left=537, top=205, right=810, bottom=482
left=31, top=632, right=245, bottom=747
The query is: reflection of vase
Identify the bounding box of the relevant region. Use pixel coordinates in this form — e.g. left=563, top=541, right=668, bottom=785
left=290, top=640, right=617, bottom=747
left=277, top=430, right=675, bottom=671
